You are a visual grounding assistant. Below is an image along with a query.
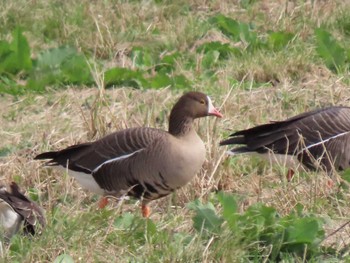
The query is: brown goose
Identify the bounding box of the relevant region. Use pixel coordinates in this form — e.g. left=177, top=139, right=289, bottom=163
left=220, top=106, right=350, bottom=178
left=0, top=182, right=45, bottom=241
left=35, top=91, right=222, bottom=217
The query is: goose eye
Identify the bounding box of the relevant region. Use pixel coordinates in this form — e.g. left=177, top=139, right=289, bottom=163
left=200, top=99, right=205, bottom=105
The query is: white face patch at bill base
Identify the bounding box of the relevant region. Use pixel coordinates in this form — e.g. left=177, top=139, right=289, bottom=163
left=206, top=96, right=223, bottom=118
left=207, top=96, right=215, bottom=114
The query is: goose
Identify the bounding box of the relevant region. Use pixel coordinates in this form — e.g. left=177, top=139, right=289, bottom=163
left=220, top=106, right=350, bottom=180
left=35, top=91, right=222, bottom=217
left=0, top=182, right=45, bottom=242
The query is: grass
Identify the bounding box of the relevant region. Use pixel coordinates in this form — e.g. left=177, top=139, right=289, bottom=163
left=1, top=0, right=350, bottom=261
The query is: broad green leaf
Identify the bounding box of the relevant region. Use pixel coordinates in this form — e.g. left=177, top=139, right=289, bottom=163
left=61, top=55, right=93, bottom=84
left=314, top=28, right=346, bottom=72
left=35, top=46, right=77, bottom=69
left=53, top=254, right=74, bottom=263
left=201, top=50, right=220, bottom=70
left=341, top=168, right=350, bottom=183
left=104, top=67, right=149, bottom=89
left=187, top=199, right=223, bottom=235
left=0, top=41, right=12, bottom=71
left=268, top=31, right=294, bottom=50
left=10, top=27, right=32, bottom=71
left=27, top=46, right=92, bottom=90
left=145, top=218, right=157, bottom=237
left=114, top=212, right=136, bottom=230
left=0, top=27, right=32, bottom=74
left=28, top=188, right=40, bottom=202
left=0, top=76, right=24, bottom=95
left=244, top=204, right=277, bottom=228
left=285, top=218, right=323, bottom=244
left=217, top=191, right=238, bottom=230
left=155, top=52, right=181, bottom=73
left=210, top=15, right=260, bottom=50
left=240, top=0, right=257, bottom=9
left=209, top=14, right=240, bottom=41
left=171, top=74, right=191, bottom=90
left=196, top=42, right=241, bottom=59
left=238, top=22, right=258, bottom=49
left=131, top=47, right=154, bottom=69
left=149, top=73, right=172, bottom=89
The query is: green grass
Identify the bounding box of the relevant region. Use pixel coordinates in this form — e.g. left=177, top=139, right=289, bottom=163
left=1, top=0, right=350, bottom=262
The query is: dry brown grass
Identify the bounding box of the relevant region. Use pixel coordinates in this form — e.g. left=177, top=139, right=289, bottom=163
left=1, top=0, right=350, bottom=261
left=1, top=70, right=350, bottom=258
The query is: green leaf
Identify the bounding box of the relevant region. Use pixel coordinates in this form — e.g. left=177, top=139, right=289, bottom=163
left=240, top=0, right=257, bottom=9
left=217, top=191, right=238, bottom=230
left=209, top=14, right=240, bottom=41
left=131, top=47, right=154, bottom=69
left=155, top=52, right=181, bottom=73
left=238, top=22, right=258, bottom=49
left=268, top=31, right=294, bottom=50
left=149, top=73, right=172, bottom=89
left=187, top=199, right=223, bottom=235
left=201, top=50, right=220, bottom=70
left=61, top=55, right=93, bottom=84
left=28, top=188, right=40, bottom=202
left=35, top=46, right=77, bottom=69
left=104, top=67, right=149, bottom=89
left=196, top=42, right=241, bottom=59
left=53, top=254, right=74, bottom=263
left=341, top=168, right=350, bottom=183
left=114, top=212, right=135, bottom=230
left=0, top=27, right=32, bottom=74
left=145, top=218, right=157, bottom=237
left=171, top=74, right=191, bottom=89
left=27, top=46, right=93, bottom=90
left=209, top=15, right=260, bottom=50
left=314, top=28, right=346, bottom=72
left=285, top=218, right=323, bottom=245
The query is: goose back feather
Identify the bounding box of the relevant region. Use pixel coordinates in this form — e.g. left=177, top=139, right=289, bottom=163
left=220, top=106, right=350, bottom=172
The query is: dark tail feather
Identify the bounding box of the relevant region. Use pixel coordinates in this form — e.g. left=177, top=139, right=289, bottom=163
left=34, top=151, right=58, bottom=160
left=220, top=135, right=245, bottom=146
left=227, top=146, right=254, bottom=155
left=34, top=143, right=91, bottom=161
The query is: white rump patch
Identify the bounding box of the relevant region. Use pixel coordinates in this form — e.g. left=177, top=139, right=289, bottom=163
left=67, top=170, right=105, bottom=195
left=0, top=201, right=21, bottom=239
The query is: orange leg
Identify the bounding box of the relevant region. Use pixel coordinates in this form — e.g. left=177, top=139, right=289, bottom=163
left=326, top=179, right=334, bottom=188
left=141, top=204, right=151, bottom=218
left=286, top=169, right=295, bottom=182
left=98, top=196, right=109, bottom=209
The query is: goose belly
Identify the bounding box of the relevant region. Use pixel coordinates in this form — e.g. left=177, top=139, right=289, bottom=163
left=56, top=167, right=105, bottom=195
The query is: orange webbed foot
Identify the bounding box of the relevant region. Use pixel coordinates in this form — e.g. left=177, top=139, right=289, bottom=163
left=98, top=196, right=109, bottom=209
left=141, top=204, right=151, bottom=218
left=286, top=169, right=295, bottom=182
left=326, top=179, right=334, bottom=188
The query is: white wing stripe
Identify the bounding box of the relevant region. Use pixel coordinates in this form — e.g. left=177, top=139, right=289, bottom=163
left=93, top=149, right=144, bottom=173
